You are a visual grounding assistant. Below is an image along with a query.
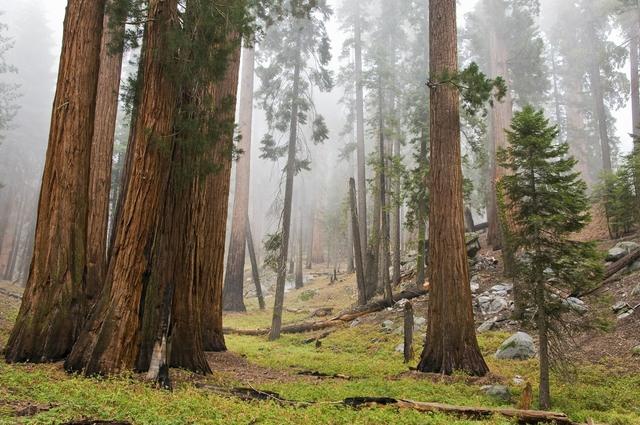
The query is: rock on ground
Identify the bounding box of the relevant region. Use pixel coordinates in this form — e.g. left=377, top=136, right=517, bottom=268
left=495, top=332, right=536, bottom=360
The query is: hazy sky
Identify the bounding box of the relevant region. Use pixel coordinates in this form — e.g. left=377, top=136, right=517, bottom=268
left=11, top=0, right=636, bottom=153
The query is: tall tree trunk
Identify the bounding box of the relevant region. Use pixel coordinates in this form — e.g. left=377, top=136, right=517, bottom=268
left=378, top=79, right=392, bottom=304
left=5, top=194, right=27, bottom=281
left=536, top=278, right=551, bottom=410
left=366, top=173, right=381, bottom=301
left=417, top=0, right=489, bottom=376
left=5, top=0, right=105, bottom=363
left=86, top=6, right=125, bottom=308
left=354, top=0, right=368, bottom=268
left=392, top=137, right=401, bottom=286
left=549, top=49, right=564, bottom=138
left=246, top=218, right=265, bottom=310
left=631, top=36, right=640, bottom=138
left=349, top=178, right=366, bottom=305
left=269, top=28, right=302, bottom=341
left=305, top=199, right=314, bottom=269
left=486, top=22, right=512, bottom=251
left=199, top=43, right=242, bottom=353
left=586, top=25, right=612, bottom=173
left=415, top=129, right=427, bottom=288
left=223, top=45, right=255, bottom=312
left=295, top=197, right=303, bottom=289
left=64, top=0, right=179, bottom=375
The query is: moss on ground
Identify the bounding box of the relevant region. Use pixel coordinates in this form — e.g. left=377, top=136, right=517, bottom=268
left=0, top=278, right=638, bottom=424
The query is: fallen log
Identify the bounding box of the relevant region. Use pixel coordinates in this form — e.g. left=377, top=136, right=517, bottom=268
left=223, top=288, right=428, bottom=336
left=297, top=370, right=351, bottom=380
left=578, top=248, right=640, bottom=297
left=195, top=384, right=578, bottom=424
left=346, top=397, right=578, bottom=425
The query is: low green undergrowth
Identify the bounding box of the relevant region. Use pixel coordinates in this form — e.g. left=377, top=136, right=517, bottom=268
left=0, top=323, right=638, bottom=424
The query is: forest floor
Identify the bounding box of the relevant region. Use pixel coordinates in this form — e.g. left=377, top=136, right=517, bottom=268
left=0, top=233, right=640, bottom=424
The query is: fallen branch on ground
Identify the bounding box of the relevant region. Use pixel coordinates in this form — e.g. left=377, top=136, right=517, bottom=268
left=297, top=370, right=351, bottom=380
left=578, top=248, right=640, bottom=297
left=223, top=288, right=428, bottom=336
left=195, top=384, right=578, bottom=424
left=0, top=287, right=22, bottom=300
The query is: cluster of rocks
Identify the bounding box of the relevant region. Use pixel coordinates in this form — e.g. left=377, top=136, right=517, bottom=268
left=612, top=301, right=635, bottom=320
left=474, top=281, right=513, bottom=316
left=606, top=241, right=640, bottom=264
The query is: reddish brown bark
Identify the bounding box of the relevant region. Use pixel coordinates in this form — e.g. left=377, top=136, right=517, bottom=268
left=200, top=43, right=242, bottom=352
left=86, top=6, right=125, bottom=306
left=223, top=45, right=255, bottom=312
left=417, top=0, right=488, bottom=376
left=5, top=0, right=105, bottom=363
left=486, top=22, right=513, bottom=251
left=64, top=0, right=179, bottom=375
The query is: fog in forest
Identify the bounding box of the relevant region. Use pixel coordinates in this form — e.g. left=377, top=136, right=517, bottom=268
left=0, top=0, right=636, bottom=284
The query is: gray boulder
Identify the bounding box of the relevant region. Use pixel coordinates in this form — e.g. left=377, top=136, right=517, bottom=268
left=628, top=261, right=640, bottom=273
left=564, top=297, right=588, bottom=314
left=477, top=319, right=497, bottom=333
left=606, top=247, right=627, bottom=262
left=481, top=385, right=511, bottom=402
left=495, top=332, right=536, bottom=360
left=381, top=320, right=395, bottom=330
left=632, top=345, right=640, bottom=357
left=617, top=241, right=640, bottom=252
left=612, top=301, right=631, bottom=314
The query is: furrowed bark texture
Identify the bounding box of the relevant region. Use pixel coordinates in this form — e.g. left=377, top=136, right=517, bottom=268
left=417, top=0, right=489, bottom=376
left=86, top=6, right=125, bottom=307
left=5, top=0, right=105, bottom=363
left=64, top=0, right=179, bottom=375
left=223, top=45, right=255, bottom=312
left=199, top=43, right=241, bottom=352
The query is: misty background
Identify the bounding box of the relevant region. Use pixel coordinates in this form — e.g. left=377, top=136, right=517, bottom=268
left=0, top=0, right=636, bottom=282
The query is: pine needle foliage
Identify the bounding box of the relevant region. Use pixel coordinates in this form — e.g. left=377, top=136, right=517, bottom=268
left=497, top=106, right=602, bottom=408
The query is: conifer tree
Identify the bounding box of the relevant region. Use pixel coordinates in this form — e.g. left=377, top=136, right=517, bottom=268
left=256, top=0, right=332, bottom=340
left=498, top=106, right=601, bottom=409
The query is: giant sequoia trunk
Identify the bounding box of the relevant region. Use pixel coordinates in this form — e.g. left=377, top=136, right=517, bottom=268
left=417, top=0, right=489, bottom=376
left=223, top=45, right=256, bottom=313
left=189, top=39, right=242, bottom=355
left=5, top=0, right=105, bottom=363
left=64, top=0, right=179, bottom=375
left=269, top=29, right=302, bottom=341
left=486, top=21, right=512, bottom=251
left=86, top=7, right=125, bottom=307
